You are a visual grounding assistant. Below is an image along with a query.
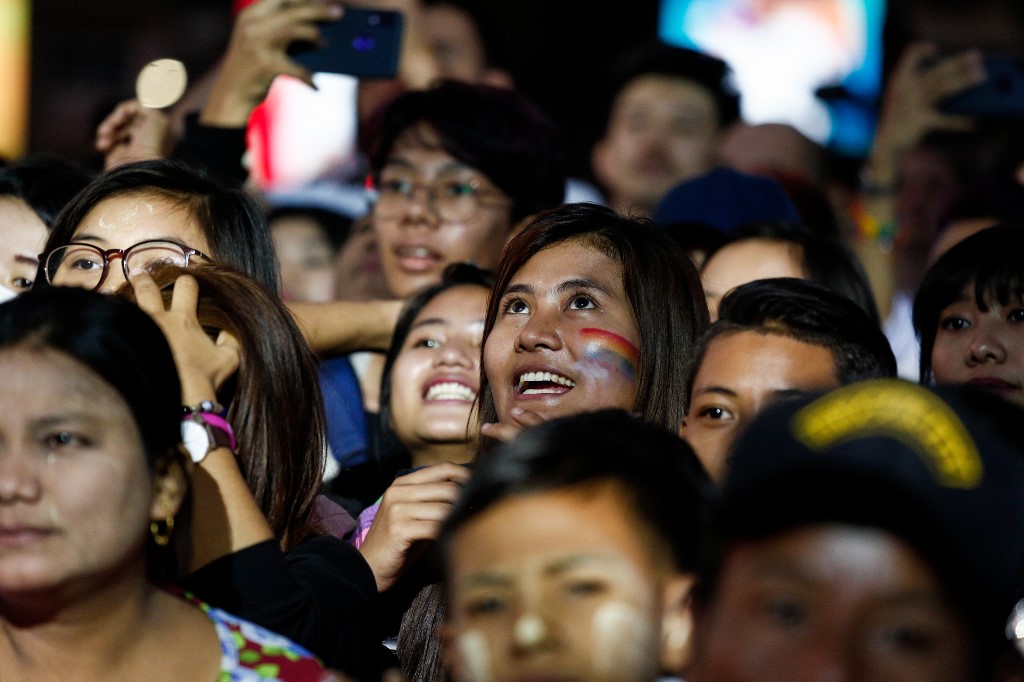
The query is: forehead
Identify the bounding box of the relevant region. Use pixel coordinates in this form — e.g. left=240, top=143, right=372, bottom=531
left=703, top=240, right=805, bottom=287
left=0, top=346, right=127, bottom=415
left=511, top=239, right=624, bottom=289
left=448, top=485, right=661, bottom=580
left=72, top=192, right=210, bottom=254
left=415, top=284, right=488, bottom=323
left=695, top=331, right=838, bottom=393
left=612, top=74, right=719, bottom=119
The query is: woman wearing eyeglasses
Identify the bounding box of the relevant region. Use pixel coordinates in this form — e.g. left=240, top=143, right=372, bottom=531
left=33, top=159, right=389, bottom=678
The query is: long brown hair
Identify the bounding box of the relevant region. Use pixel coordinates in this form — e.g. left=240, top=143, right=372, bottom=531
left=121, top=263, right=325, bottom=549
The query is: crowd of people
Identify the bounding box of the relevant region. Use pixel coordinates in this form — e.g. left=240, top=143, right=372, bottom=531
left=4, top=0, right=1024, bottom=680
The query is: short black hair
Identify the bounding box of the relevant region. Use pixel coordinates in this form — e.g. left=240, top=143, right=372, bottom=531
left=686, top=278, right=896, bottom=408
left=364, top=80, right=566, bottom=225
left=603, top=41, right=741, bottom=130
left=441, top=409, right=714, bottom=575
left=913, top=224, right=1024, bottom=383
left=703, top=220, right=880, bottom=322
left=0, top=154, right=93, bottom=227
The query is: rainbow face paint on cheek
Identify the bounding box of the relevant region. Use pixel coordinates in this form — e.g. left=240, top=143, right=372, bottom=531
left=580, top=328, right=640, bottom=381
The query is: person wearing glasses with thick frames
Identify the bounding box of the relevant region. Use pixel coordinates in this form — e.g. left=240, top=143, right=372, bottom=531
left=42, top=239, right=211, bottom=292
left=364, top=79, right=566, bottom=300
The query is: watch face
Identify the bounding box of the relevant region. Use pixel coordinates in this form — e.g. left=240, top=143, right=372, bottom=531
left=181, top=419, right=209, bottom=463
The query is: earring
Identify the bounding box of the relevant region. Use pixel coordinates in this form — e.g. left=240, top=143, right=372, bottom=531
left=150, top=515, right=175, bottom=546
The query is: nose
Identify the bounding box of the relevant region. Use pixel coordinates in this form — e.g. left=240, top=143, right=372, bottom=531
left=509, top=608, right=559, bottom=657
left=966, top=321, right=1008, bottom=365
left=403, top=186, right=441, bottom=226
left=0, top=449, right=42, bottom=504
left=96, top=253, right=128, bottom=295
left=515, top=306, right=562, bottom=353
left=435, top=337, right=477, bottom=369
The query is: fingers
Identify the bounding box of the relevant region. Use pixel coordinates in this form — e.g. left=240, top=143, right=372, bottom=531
left=128, top=269, right=167, bottom=316
left=919, top=50, right=987, bottom=103
left=95, top=99, right=141, bottom=152
left=509, top=406, right=545, bottom=428
left=168, top=274, right=200, bottom=314
left=390, top=461, right=471, bottom=486
left=480, top=421, right=522, bottom=443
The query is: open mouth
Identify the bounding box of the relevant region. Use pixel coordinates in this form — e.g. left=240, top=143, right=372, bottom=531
left=395, top=245, right=440, bottom=272
left=424, top=380, right=478, bottom=402
left=516, top=371, right=576, bottom=396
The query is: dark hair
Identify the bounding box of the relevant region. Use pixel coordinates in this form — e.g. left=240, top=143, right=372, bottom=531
left=119, top=263, right=325, bottom=550
left=913, top=224, right=1024, bottom=384
left=364, top=80, right=566, bottom=225
left=604, top=41, right=741, bottom=130
left=702, top=220, right=880, bottom=322
left=478, top=203, right=709, bottom=434
left=685, top=278, right=897, bottom=408
left=0, top=154, right=93, bottom=227
left=441, top=409, right=714, bottom=575
left=376, top=262, right=494, bottom=476
left=267, top=205, right=353, bottom=253
left=0, top=286, right=187, bottom=578
left=39, top=159, right=278, bottom=293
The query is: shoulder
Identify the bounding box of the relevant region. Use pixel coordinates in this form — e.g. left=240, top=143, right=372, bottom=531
left=194, top=597, right=327, bottom=681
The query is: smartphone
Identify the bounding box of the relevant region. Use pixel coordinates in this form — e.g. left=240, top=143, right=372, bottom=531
left=289, top=8, right=403, bottom=79
left=939, top=55, right=1024, bottom=117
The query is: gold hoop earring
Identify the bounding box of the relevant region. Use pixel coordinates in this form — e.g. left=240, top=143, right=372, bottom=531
left=150, top=516, right=175, bottom=546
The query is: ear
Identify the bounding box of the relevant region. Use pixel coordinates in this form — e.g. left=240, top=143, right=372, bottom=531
left=678, top=416, right=688, bottom=438
left=150, top=452, right=188, bottom=521
left=660, top=573, right=696, bottom=676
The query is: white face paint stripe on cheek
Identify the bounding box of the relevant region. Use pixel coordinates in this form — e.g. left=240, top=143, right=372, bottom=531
left=457, top=629, right=493, bottom=682
left=590, top=601, right=656, bottom=677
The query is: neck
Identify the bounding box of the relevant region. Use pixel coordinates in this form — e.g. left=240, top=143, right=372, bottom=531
left=0, top=563, right=158, bottom=678
left=410, top=440, right=476, bottom=469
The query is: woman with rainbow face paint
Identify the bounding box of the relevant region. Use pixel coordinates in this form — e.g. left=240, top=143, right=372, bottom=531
left=479, top=202, right=709, bottom=444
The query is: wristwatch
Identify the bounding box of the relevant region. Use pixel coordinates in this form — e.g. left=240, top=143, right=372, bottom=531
left=180, top=401, right=237, bottom=463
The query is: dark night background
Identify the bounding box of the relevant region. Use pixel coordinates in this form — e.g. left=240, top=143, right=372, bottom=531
left=28, top=0, right=1024, bottom=180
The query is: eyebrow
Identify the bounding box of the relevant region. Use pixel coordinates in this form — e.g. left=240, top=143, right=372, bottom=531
left=694, top=385, right=738, bottom=398
left=501, top=278, right=613, bottom=299
left=456, top=555, right=619, bottom=590
left=15, top=254, right=38, bottom=265
left=31, top=413, right=98, bottom=428
left=411, top=317, right=449, bottom=330
left=382, top=158, right=476, bottom=177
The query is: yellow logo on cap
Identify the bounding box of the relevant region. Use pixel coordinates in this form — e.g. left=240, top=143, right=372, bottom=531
left=791, top=380, right=982, bottom=488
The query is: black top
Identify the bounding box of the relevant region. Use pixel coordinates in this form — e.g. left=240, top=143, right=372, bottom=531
left=181, top=535, right=391, bottom=677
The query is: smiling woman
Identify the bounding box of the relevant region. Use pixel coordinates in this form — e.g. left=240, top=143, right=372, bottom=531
left=478, top=202, right=710, bottom=445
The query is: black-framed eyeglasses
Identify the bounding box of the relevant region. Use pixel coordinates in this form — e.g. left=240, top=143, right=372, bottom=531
left=41, top=239, right=210, bottom=292
left=371, top=175, right=511, bottom=223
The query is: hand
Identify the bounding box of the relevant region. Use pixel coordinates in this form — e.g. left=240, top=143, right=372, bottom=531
left=200, top=0, right=344, bottom=127
left=95, top=99, right=173, bottom=170
left=130, top=270, right=241, bottom=404
left=357, top=462, right=470, bottom=592
left=868, top=43, right=987, bottom=185
left=480, top=406, right=546, bottom=443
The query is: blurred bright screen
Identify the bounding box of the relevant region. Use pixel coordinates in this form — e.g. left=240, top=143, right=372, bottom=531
left=659, top=0, right=885, bottom=157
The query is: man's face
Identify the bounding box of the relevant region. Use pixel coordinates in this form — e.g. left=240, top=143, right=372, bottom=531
left=592, top=75, right=721, bottom=215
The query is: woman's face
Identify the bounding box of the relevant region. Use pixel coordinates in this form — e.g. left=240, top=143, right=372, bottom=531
left=931, top=286, right=1024, bottom=408
left=270, top=214, right=337, bottom=303
left=389, top=285, right=487, bottom=465
left=689, top=525, right=972, bottom=682
left=700, top=239, right=805, bottom=320
left=58, top=192, right=211, bottom=294
left=483, top=239, right=641, bottom=425
left=373, top=123, right=513, bottom=299
left=0, top=197, right=48, bottom=300
left=0, top=348, right=179, bottom=599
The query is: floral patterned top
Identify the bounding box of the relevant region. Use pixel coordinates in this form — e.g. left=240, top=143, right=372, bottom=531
left=192, top=596, right=326, bottom=681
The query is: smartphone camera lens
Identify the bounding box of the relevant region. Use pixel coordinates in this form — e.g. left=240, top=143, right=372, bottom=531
left=368, top=12, right=381, bottom=26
